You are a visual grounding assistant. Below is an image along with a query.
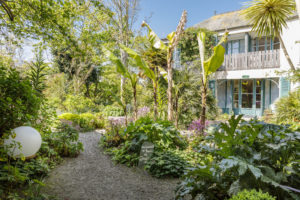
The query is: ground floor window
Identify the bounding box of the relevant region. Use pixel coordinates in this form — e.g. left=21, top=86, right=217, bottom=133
left=241, top=80, right=253, bottom=108
left=232, top=79, right=262, bottom=109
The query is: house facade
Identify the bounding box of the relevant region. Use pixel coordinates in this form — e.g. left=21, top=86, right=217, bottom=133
left=194, top=10, right=300, bottom=117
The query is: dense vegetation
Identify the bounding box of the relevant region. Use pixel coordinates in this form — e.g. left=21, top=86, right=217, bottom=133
left=176, top=116, right=300, bottom=200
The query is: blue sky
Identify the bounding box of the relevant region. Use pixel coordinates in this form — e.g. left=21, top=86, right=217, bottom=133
left=137, top=0, right=245, bottom=37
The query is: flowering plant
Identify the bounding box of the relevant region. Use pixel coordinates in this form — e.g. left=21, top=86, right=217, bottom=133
left=137, top=106, right=150, bottom=118
left=188, top=119, right=212, bottom=135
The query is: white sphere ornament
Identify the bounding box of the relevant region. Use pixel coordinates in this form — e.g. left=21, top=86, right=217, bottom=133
left=4, top=126, right=42, bottom=158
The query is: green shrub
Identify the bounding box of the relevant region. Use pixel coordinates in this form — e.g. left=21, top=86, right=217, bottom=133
left=63, top=94, right=96, bottom=113
left=101, top=117, right=188, bottom=167
left=102, top=104, right=124, bottom=117
left=176, top=115, right=300, bottom=200
left=45, top=122, right=84, bottom=157
left=275, top=88, right=300, bottom=129
left=145, top=151, right=188, bottom=178
left=229, top=190, right=276, bottom=200
left=59, top=112, right=105, bottom=131
left=124, top=117, right=188, bottom=150
left=0, top=66, right=42, bottom=136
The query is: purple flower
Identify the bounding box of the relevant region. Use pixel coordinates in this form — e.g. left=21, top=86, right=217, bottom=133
left=188, top=119, right=212, bottom=135
left=137, top=106, right=150, bottom=118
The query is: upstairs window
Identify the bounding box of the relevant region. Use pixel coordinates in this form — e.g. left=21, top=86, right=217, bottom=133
left=252, top=37, right=280, bottom=52
left=226, top=39, right=245, bottom=54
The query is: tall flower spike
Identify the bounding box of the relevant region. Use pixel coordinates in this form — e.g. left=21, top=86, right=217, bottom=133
left=172, top=10, right=187, bottom=48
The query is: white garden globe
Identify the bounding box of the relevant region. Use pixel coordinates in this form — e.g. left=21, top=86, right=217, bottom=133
left=4, top=126, right=42, bottom=158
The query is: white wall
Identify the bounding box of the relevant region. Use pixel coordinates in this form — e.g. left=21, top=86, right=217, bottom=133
left=280, top=18, right=300, bottom=71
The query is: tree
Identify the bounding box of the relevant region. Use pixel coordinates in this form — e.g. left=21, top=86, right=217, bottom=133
left=142, top=10, right=187, bottom=121
left=105, top=49, right=139, bottom=120
left=243, top=0, right=296, bottom=71
left=121, top=45, right=167, bottom=120
left=107, top=0, right=140, bottom=105
left=197, top=31, right=228, bottom=131
left=0, top=0, right=14, bottom=21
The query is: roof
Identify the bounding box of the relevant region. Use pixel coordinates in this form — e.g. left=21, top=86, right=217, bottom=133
left=194, top=9, right=298, bottom=32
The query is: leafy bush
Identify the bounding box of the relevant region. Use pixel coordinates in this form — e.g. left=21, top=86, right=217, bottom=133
left=229, top=189, right=276, bottom=200
left=59, top=112, right=104, bottom=131
left=145, top=151, right=188, bottom=178
left=176, top=115, right=300, bottom=200
left=101, top=117, right=187, bottom=167
left=0, top=66, right=42, bottom=136
left=275, top=88, right=300, bottom=129
left=102, top=104, right=124, bottom=117
left=124, top=117, right=187, bottom=150
left=63, top=94, right=96, bottom=113
left=45, top=122, right=84, bottom=157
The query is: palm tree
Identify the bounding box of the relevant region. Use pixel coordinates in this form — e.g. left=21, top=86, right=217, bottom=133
left=243, top=0, right=296, bottom=71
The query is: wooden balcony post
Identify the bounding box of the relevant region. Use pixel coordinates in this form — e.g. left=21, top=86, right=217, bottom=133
left=245, top=33, right=249, bottom=68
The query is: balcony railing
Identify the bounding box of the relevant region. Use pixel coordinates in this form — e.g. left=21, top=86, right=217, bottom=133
left=218, top=49, right=280, bottom=71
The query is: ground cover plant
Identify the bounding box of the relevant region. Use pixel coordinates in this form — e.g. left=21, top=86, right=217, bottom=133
left=176, top=115, right=300, bottom=200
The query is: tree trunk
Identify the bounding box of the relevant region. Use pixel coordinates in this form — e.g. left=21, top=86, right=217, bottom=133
left=153, top=81, right=158, bottom=120
left=120, top=49, right=128, bottom=104
left=278, top=34, right=296, bottom=71
left=200, top=86, right=207, bottom=132
left=174, top=95, right=179, bottom=128
left=133, top=85, right=138, bottom=120
left=167, top=50, right=173, bottom=121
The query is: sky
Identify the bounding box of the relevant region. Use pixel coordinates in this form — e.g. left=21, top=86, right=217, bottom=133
left=136, top=0, right=245, bottom=37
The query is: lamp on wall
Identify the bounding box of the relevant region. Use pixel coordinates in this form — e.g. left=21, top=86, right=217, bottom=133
left=4, top=126, right=42, bottom=158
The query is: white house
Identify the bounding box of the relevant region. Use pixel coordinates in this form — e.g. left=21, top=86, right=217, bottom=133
left=193, top=10, right=300, bottom=117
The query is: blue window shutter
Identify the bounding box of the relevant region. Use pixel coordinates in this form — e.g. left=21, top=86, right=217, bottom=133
left=280, top=77, right=290, bottom=97
left=209, top=80, right=216, bottom=97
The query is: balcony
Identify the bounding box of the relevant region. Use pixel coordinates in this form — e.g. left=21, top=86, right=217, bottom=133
left=218, top=49, right=280, bottom=71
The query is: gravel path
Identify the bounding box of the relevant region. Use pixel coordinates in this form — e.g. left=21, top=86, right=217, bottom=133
left=44, top=131, right=178, bottom=200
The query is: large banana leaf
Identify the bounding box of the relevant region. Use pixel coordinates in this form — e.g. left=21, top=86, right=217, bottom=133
left=120, top=45, right=156, bottom=81
left=142, top=21, right=168, bottom=51
left=103, top=48, right=133, bottom=83
left=197, top=32, right=228, bottom=85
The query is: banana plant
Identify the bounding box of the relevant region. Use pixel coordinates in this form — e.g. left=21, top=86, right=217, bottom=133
left=104, top=49, right=139, bottom=121
left=142, top=10, right=187, bottom=121
left=120, top=45, right=167, bottom=119
left=197, top=31, right=228, bottom=131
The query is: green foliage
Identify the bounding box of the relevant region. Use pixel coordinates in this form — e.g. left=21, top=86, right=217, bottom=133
left=101, top=117, right=187, bottom=167
left=242, top=0, right=295, bottom=37
left=59, top=112, right=104, bottom=131
left=229, top=190, right=276, bottom=200
left=28, top=48, right=49, bottom=94
left=176, top=115, right=300, bottom=200
left=275, top=88, right=300, bottom=126
left=178, top=27, right=216, bottom=64
left=124, top=117, right=187, bottom=150
left=145, top=150, right=188, bottom=178
left=101, top=105, right=124, bottom=117
left=0, top=66, right=42, bottom=136
left=0, top=121, right=83, bottom=199
left=63, top=94, right=97, bottom=113
left=45, top=122, right=83, bottom=157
